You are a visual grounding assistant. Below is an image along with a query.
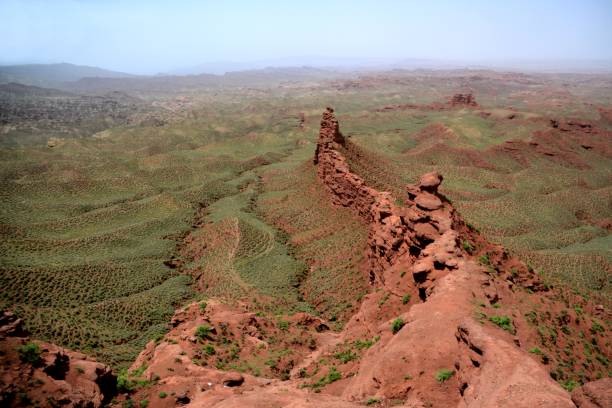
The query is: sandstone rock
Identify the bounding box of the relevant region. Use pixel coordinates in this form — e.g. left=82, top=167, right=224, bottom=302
left=418, top=171, right=443, bottom=191
left=414, top=192, right=443, bottom=210
left=0, top=311, right=116, bottom=407
left=222, top=372, right=245, bottom=387
left=571, top=378, right=612, bottom=408
left=449, top=93, right=478, bottom=107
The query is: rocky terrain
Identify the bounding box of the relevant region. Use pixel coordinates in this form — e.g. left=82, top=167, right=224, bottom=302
left=0, top=83, right=158, bottom=146
left=3, top=107, right=608, bottom=407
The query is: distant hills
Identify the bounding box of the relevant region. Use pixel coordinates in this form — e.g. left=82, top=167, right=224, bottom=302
left=0, top=63, right=136, bottom=87
left=0, top=82, right=74, bottom=97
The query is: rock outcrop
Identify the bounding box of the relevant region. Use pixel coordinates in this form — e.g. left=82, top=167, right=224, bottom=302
left=0, top=311, right=116, bottom=407
left=571, top=378, right=612, bottom=408
left=449, top=93, right=478, bottom=107
left=310, top=107, right=578, bottom=407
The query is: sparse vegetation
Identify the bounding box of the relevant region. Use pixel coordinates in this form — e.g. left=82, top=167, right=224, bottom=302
left=195, top=325, right=213, bottom=341
left=391, top=318, right=405, bottom=334
left=17, top=342, right=41, bottom=366
left=435, top=369, right=454, bottom=383
left=488, top=315, right=515, bottom=334
left=335, top=349, right=358, bottom=363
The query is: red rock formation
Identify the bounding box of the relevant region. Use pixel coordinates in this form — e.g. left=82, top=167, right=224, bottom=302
left=0, top=311, right=116, bottom=407
left=571, top=378, right=612, bottom=408
left=314, top=107, right=378, bottom=222
left=449, top=93, right=479, bottom=107
left=311, top=108, right=577, bottom=407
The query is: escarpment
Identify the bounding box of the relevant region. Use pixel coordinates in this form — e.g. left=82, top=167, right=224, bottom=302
left=314, top=107, right=542, bottom=294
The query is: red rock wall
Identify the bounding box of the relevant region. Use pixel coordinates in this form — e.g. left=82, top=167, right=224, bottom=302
left=314, top=108, right=446, bottom=285
left=314, top=107, right=379, bottom=222
left=314, top=108, right=542, bottom=292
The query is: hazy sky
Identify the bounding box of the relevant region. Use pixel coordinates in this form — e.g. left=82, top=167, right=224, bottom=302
left=1, top=0, right=611, bottom=74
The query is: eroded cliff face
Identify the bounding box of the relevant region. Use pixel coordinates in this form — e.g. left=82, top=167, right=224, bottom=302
left=314, top=107, right=541, bottom=294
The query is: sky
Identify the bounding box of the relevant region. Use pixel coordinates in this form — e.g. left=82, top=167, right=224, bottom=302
left=0, top=0, right=611, bottom=74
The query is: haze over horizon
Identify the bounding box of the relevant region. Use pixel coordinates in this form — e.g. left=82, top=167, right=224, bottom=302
left=1, top=0, right=612, bottom=75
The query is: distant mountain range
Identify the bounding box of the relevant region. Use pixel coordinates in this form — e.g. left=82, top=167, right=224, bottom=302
left=0, top=63, right=136, bottom=87
left=2, top=60, right=611, bottom=93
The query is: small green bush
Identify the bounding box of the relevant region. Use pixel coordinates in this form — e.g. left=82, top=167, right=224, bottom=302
left=462, top=240, right=474, bottom=253
left=479, top=254, right=490, bottom=266
left=561, top=380, right=578, bottom=392
left=402, top=294, right=411, bottom=305
left=354, top=336, right=379, bottom=349
left=391, top=318, right=405, bottom=334
left=139, top=400, right=149, bottom=407
left=334, top=350, right=357, bottom=363
left=203, top=344, right=216, bottom=355
left=590, top=320, right=604, bottom=334
left=17, top=342, right=42, bottom=366
left=278, top=320, right=289, bottom=331
left=195, top=325, right=213, bottom=340
left=366, top=397, right=381, bottom=405
left=435, top=369, right=454, bottom=383
left=489, top=315, right=514, bottom=333
left=117, top=370, right=134, bottom=393
left=313, top=367, right=342, bottom=389
left=158, top=391, right=167, bottom=399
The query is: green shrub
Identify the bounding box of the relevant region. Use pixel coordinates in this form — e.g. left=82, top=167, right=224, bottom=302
left=488, top=315, right=514, bottom=333
left=17, top=342, right=42, bottom=366
left=435, top=369, right=454, bottom=383
left=402, top=294, right=411, bottom=305
left=313, top=367, right=342, bottom=389
left=561, top=380, right=578, bottom=392
left=366, top=397, right=381, bottom=405
left=462, top=240, right=474, bottom=253
left=203, top=344, right=216, bottom=355
left=334, top=350, right=357, bottom=363
left=479, top=254, right=490, bottom=265
left=158, top=392, right=167, bottom=399
left=139, top=400, right=149, bottom=407
left=354, top=336, right=379, bottom=350
left=195, top=325, right=213, bottom=340
left=117, top=369, right=135, bottom=393
left=278, top=320, right=289, bottom=331
left=590, top=320, right=604, bottom=334
left=391, top=318, right=405, bottom=334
